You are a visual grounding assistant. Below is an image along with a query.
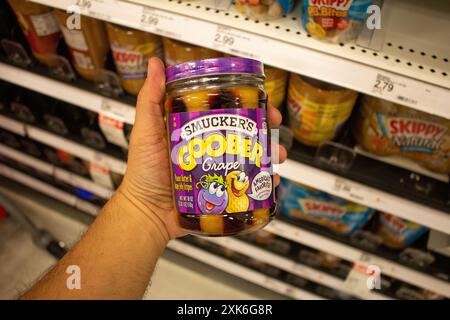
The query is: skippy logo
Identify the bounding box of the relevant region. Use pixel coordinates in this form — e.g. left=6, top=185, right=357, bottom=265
left=382, top=115, right=448, bottom=152
left=299, top=199, right=346, bottom=219
left=310, top=0, right=352, bottom=9
left=380, top=214, right=408, bottom=233
left=111, top=45, right=146, bottom=77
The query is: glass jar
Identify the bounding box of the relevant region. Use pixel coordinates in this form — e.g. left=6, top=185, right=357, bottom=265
left=106, top=23, right=163, bottom=96
left=165, top=57, right=276, bottom=236
left=7, top=0, right=61, bottom=67
left=287, top=73, right=357, bottom=146
left=54, top=10, right=110, bottom=82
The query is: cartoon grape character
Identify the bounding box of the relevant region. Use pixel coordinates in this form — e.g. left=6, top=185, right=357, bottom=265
left=196, top=174, right=229, bottom=214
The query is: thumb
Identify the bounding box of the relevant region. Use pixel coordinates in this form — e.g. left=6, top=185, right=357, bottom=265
left=133, top=57, right=166, bottom=133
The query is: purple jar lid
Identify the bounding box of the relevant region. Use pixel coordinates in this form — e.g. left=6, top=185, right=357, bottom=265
left=165, top=57, right=264, bottom=83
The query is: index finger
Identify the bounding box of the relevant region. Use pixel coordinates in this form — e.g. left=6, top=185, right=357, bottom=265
left=268, top=104, right=282, bottom=128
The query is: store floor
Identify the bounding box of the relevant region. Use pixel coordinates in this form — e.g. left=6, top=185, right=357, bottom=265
left=0, top=179, right=284, bottom=300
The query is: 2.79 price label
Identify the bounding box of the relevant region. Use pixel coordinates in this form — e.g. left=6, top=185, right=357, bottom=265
left=372, top=74, right=394, bottom=94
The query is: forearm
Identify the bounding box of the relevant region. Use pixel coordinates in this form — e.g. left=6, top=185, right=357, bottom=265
left=21, top=190, right=170, bottom=300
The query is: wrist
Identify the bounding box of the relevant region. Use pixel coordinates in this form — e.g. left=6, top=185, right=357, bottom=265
left=111, top=185, right=171, bottom=247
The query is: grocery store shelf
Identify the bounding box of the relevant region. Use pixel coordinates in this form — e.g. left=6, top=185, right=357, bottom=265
left=202, top=236, right=390, bottom=300
left=279, top=158, right=450, bottom=235
left=0, top=144, right=113, bottom=199
left=0, top=162, right=99, bottom=216
left=27, top=126, right=127, bottom=175
left=0, top=62, right=136, bottom=124
left=1, top=110, right=447, bottom=232
left=0, top=114, right=26, bottom=136
left=0, top=165, right=321, bottom=300
left=0, top=116, right=127, bottom=175
left=354, top=146, right=449, bottom=183
left=167, top=239, right=324, bottom=300
left=265, top=219, right=450, bottom=298
left=31, top=0, right=450, bottom=119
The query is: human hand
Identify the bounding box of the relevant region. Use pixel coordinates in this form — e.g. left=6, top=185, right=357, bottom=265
left=118, top=57, right=287, bottom=240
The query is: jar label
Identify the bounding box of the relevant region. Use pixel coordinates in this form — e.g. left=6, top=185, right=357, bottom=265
left=15, top=12, right=60, bottom=55
left=61, top=26, right=89, bottom=52
left=169, top=108, right=274, bottom=215
left=30, top=12, right=60, bottom=37
left=111, top=43, right=161, bottom=80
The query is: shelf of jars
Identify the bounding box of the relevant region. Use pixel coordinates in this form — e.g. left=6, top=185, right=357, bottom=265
left=27, top=0, right=450, bottom=119
left=0, top=154, right=448, bottom=299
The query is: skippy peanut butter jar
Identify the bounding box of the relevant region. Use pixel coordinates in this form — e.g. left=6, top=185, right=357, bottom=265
left=165, top=57, right=276, bottom=236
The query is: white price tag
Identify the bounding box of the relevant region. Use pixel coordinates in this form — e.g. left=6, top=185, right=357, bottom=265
left=74, top=0, right=92, bottom=10
left=100, top=99, right=123, bottom=119
left=89, top=162, right=114, bottom=189
left=98, top=113, right=128, bottom=148
left=343, top=263, right=373, bottom=298
left=73, top=0, right=112, bottom=22
left=360, top=252, right=373, bottom=264
left=211, top=26, right=266, bottom=60
left=140, top=10, right=159, bottom=28
left=332, top=178, right=366, bottom=203
left=372, top=73, right=395, bottom=95
left=371, top=73, right=440, bottom=113
left=138, top=8, right=183, bottom=39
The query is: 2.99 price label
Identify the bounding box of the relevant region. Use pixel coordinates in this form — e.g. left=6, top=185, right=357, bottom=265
left=75, top=0, right=92, bottom=9
left=140, top=11, right=159, bottom=28
left=214, top=32, right=235, bottom=46
left=212, top=26, right=263, bottom=60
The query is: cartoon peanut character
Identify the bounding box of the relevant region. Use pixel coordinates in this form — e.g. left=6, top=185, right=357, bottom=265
left=225, top=170, right=250, bottom=213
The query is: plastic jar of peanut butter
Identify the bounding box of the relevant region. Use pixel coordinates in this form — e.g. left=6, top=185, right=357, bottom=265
left=7, top=0, right=61, bottom=67
left=106, top=23, right=163, bottom=96
left=53, top=10, right=109, bottom=82
left=165, top=57, right=276, bottom=236
left=264, top=65, right=288, bottom=109
left=287, top=73, right=358, bottom=146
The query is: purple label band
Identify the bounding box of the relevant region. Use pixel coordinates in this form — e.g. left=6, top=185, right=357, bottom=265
left=165, top=57, right=265, bottom=83
left=169, top=108, right=274, bottom=215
